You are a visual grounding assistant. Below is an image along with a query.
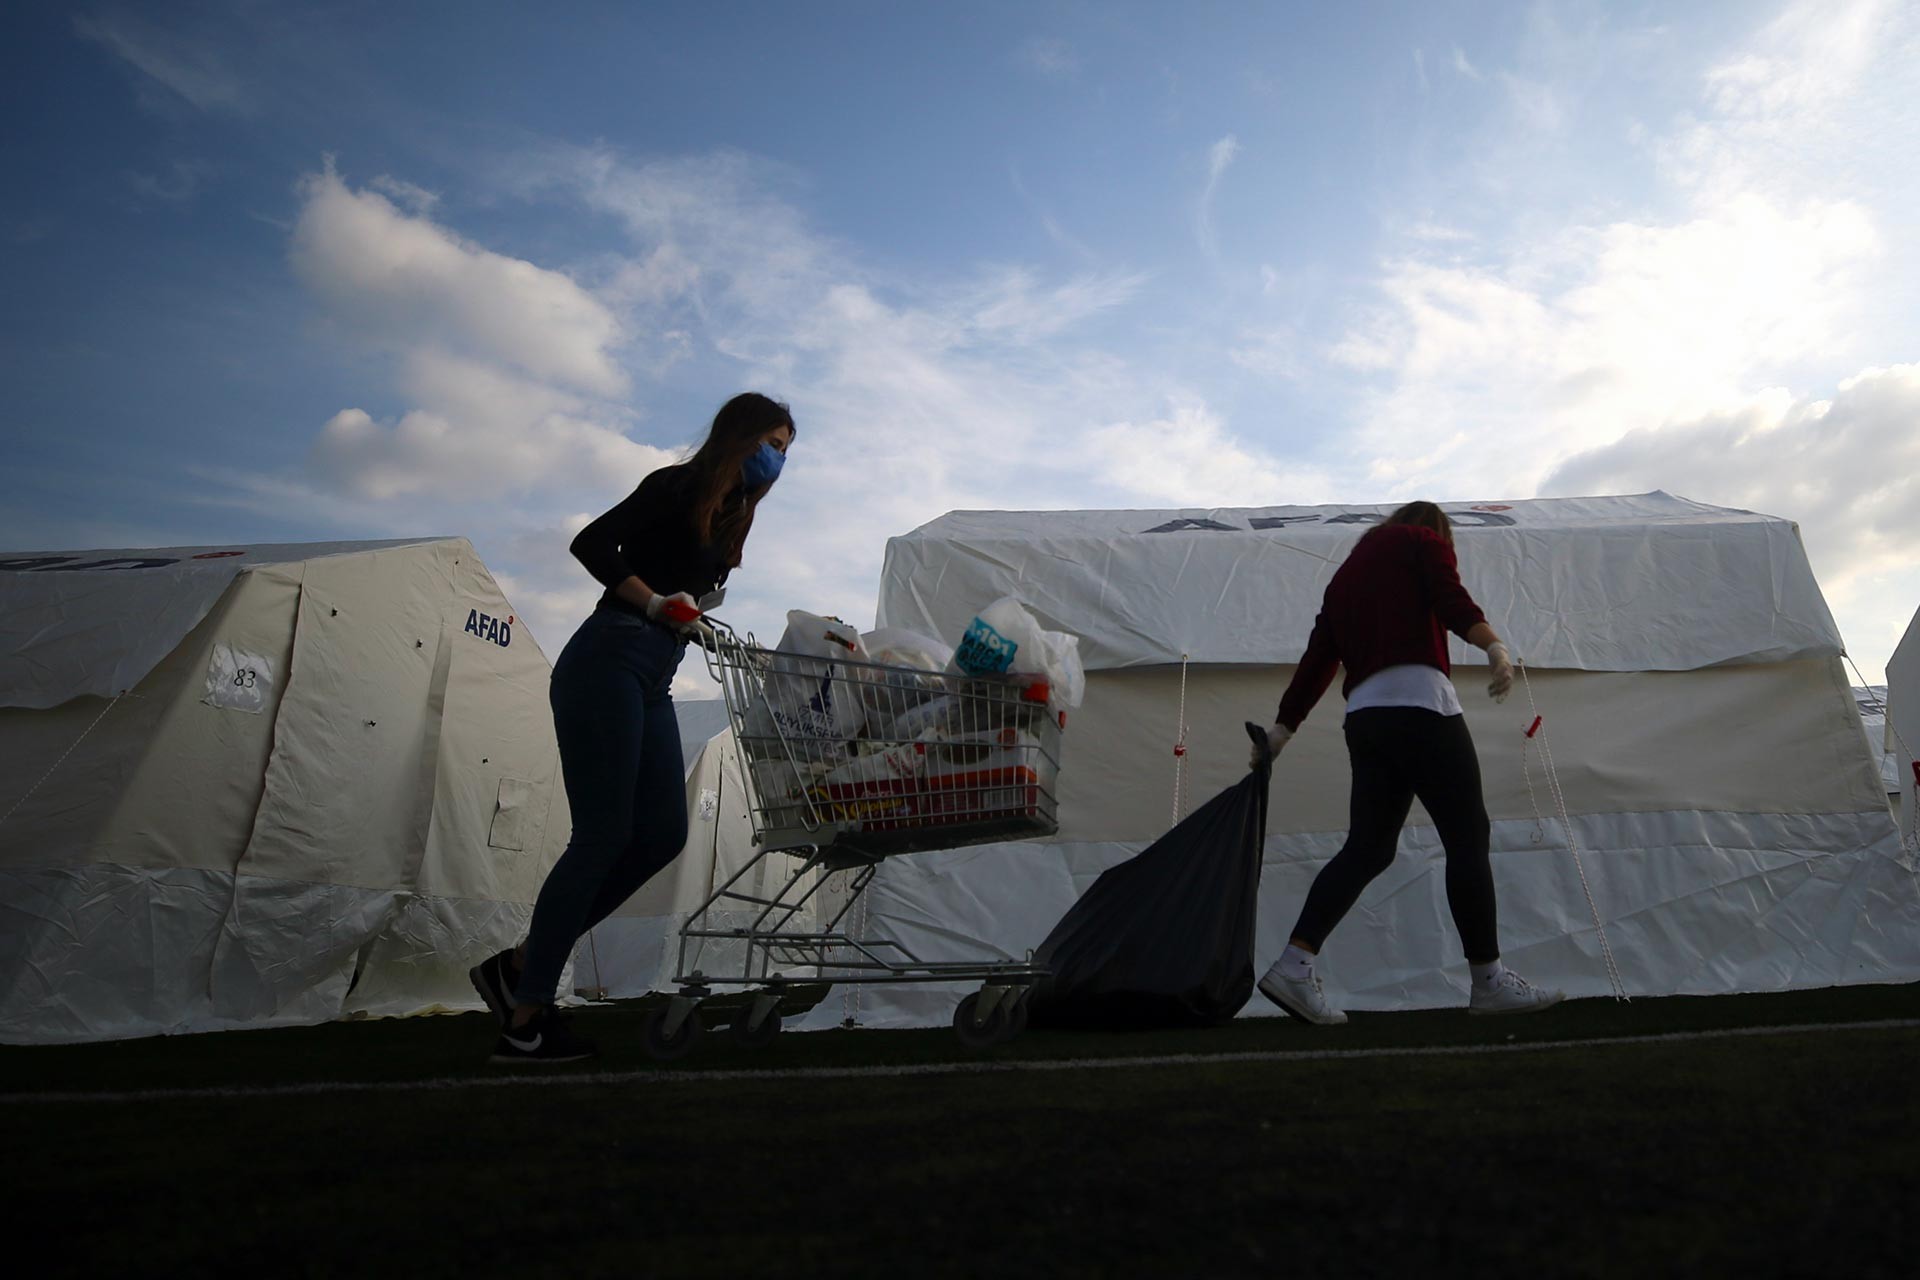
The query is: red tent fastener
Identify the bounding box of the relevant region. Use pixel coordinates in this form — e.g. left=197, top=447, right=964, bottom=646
left=1525, top=716, right=1543, bottom=739
left=1172, top=743, right=1187, bottom=758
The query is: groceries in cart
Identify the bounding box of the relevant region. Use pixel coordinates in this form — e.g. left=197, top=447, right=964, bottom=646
left=737, top=610, right=870, bottom=827
left=664, top=602, right=1076, bottom=1059
left=948, top=596, right=1086, bottom=713
left=733, top=599, right=1082, bottom=845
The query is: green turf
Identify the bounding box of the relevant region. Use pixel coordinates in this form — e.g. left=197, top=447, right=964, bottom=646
left=4, top=985, right=1918, bottom=1277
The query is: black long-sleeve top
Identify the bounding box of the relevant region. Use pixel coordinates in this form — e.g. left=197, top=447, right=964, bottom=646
left=569, top=464, right=735, bottom=618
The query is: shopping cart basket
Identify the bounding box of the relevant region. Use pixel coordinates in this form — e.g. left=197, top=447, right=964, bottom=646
left=642, top=618, right=1065, bottom=1059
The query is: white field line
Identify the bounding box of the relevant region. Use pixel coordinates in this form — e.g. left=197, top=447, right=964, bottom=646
left=6, top=1018, right=1918, bottom=1108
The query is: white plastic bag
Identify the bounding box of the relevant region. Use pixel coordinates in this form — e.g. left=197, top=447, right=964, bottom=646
left=741, top=610, right=869, bottom=792
left=817, top=732, right=931, bottom=790
left=948, top=597, right=1086, bottom=709
left=862, top=627, right=953, bottom=673
left=857, top=626, right=954, bottom=738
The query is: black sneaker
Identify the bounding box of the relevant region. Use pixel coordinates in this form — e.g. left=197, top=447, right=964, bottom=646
left=468, top=948, right=520, bottom=1027
left=490, top=1006, right=597, bottom=1066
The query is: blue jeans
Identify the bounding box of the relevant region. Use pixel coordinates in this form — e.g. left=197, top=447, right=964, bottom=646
left=515, top=608, right=688, bottom=1004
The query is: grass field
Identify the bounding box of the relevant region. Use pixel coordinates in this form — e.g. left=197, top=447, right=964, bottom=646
left=5, top=984, right=1918, bottom=1278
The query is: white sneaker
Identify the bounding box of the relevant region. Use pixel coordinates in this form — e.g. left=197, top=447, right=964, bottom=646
left=1468, top=969, right=1565, bottom=1016
left=1257, top=961, right=1348, bottom=1026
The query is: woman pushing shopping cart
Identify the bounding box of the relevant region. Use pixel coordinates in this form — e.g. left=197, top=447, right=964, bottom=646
left=467, top=391, right=796, bottom=1065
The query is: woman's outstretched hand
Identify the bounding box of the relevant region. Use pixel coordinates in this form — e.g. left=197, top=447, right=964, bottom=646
left=646, top=590, right=714, bottom=642
left=1487, top=642, right=1514, bottom=703
left=1250, top=722, right=1294, bottom=771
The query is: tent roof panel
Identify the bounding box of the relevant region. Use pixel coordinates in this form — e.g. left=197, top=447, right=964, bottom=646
left=877, top=492, right=1843, bottom=671
left=1, top=538, right=460, bottom=709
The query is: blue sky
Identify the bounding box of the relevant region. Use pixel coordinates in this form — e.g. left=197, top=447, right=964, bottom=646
left=3, top=0, right=1917, bottom=684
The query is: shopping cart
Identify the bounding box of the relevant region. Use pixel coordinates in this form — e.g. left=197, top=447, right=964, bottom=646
left=641, top=616, right=1064, bottom=1059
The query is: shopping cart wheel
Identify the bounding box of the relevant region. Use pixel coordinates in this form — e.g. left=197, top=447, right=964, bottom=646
left=951, top=991, right=1008, bottom=1050
left=1003, top=989, right=1031, bottom=1040
left=729, top=1008, right=782, bottom=1049
left=641, top=1003, right=704, bottom=1061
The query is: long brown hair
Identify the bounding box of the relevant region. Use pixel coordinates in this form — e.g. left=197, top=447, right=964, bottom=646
left=684, top=392, right=795, bottom=564
left=1374, top=500, right=1454, bottom=546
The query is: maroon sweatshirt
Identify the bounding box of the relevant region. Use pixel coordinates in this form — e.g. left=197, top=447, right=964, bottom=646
left=1275, top=524, right=1489, bottom=731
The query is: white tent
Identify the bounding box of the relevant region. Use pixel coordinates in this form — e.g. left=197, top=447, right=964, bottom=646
left=1851, top=686, right=1901, bottom=804
left=0, top=539, right=569, bottom=1043
left=831, top=491, right=1920, bottom=1024
left=1891, top=608, right=1920, bottom=848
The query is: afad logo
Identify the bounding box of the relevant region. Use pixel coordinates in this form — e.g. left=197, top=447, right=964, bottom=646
left=464, top=609, right=513, bottom=648
left=1141, top=505, right=1518, bottom=534
left=0, top=550, right=246, bottom=572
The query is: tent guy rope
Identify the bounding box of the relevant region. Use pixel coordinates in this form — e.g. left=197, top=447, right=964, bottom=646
left=0, top=691, right=129, bottom=829
left=1517, top=661, right=1630, bottom=1002
left=1171, top=652, right=1191, bottom=828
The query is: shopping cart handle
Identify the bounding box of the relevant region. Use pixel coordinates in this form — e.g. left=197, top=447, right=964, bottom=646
left=660, top=598, right=703, bottom=625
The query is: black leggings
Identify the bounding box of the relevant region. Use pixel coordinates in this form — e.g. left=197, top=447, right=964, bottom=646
left=1290, top=707, right=1500, bottom=964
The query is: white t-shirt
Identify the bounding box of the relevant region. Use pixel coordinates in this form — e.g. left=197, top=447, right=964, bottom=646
left=1344, top=663, right=1462, bottom=718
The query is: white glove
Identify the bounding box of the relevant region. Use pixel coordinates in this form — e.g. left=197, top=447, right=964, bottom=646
left=645, top=591, right=714, bottom=643
left=1487, top=642, right=1514, bottom=703
left=1250, top=722, right=1294, bottom=771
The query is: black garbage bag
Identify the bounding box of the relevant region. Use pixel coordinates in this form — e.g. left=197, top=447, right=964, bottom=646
left=1027, top=724, right=1272, bottom=1030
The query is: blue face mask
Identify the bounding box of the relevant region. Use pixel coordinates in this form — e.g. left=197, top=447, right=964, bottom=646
left=742, top=440, right=786, bottom=490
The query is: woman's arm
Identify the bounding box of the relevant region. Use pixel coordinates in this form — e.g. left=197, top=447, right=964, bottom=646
left=570, top=487, right=646, bottom=589
left=570, top=473, right=677, bottom=612
left=1412, top=529, right=1488, bottom=640
left=1414, top=531, right=1510, bottom=697
left=1275, top=612, right=1339, bottom=733
left=608, top=575, right=656, bottom=612
left=1465, top=620, right=1503, bottom=652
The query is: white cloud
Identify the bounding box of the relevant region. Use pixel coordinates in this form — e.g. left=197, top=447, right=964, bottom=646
left=369, top=174, right=439, bottom=213
left=1227, top=326, right=1302, bottom=379
left=1014, top=37, right=1079, bottom=79
left=1008, top=163, right=1098, bottom=264
left=127, top=159, right=213, bottom=205
left=1544, top=363, right=1920, bottom=682
left=1334, top=0, right=1903, bottom=502
left=1545, top=364, right=1920, bottom=587
left=1197, top=135, right=1240, bottom=260
left=75, top=13, right=249, bottom=114
left=274, top=144, right=1295, bottom=653
left=1658, top=0, right=1910, bottom=207
left=1701, top=0, right=1884, bottom=119
left=1407, top=222, right=1474, bottom=244
left=1500, top=75, right=1564, bottom=135
left=307, top=352, right=677, bottom=502
left=962, top=267, right=1147, bottom=343
left=1086, top=399, right=1334, bottom=508
left=1332, top=0, right=1919, bottom=678
left=1207, top=135, right=1241, bottom=182
left=1451, top=45, right=1485, bottom=82
left=1337, top=194, right=1880, bottom=499
left=285, top=165, right=672, bottom=507
left=291, top=163, right=628, bottom=397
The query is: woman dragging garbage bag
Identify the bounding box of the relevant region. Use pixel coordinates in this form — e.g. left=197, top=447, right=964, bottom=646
left=469, top=392, right=797, bottom=1063
left=1251, top=501, right=1563, bottom=1025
